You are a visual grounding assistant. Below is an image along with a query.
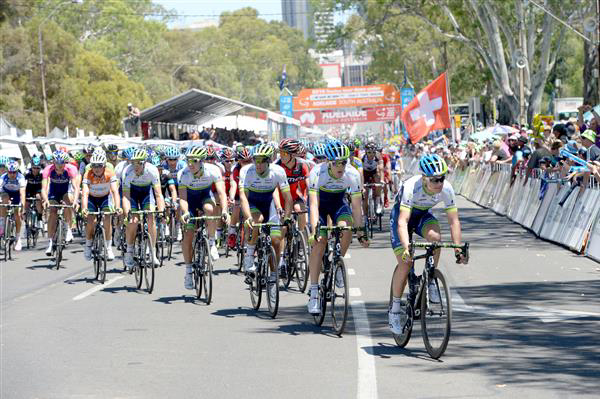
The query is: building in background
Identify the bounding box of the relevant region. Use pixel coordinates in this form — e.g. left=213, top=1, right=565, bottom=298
left=281, top=0, right=313, bottom=40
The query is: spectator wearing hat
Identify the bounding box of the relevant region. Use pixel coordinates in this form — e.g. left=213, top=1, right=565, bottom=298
left=581, top=129, right=600, bottom=162
left=489, top=140, right=509, bottom=164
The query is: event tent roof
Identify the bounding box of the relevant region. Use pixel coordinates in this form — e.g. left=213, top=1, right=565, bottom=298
left=139, top=89, right=299, bottom=126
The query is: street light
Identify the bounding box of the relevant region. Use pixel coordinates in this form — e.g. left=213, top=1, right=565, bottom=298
left=170, top=60, right=199, bottom=95
left=38, top=0, right=83, bottom=136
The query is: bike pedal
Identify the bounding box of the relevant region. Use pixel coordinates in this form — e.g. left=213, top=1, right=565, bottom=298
left=244, top=276, right=253, bottom=285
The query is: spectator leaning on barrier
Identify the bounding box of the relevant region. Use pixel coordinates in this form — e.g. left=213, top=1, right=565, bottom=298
left=552, top=123, right=569, bottom=144
left=523, top=137, right=552, bottom=186
left=489, top=140, right=509, bottom=164
left=581, top=129, right=600, bottom=162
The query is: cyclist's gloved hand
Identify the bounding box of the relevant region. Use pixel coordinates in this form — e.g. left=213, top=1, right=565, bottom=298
left=181, top=211, right=190, bottom=224
left=401, top=248, right=412, bottom=263
left=116, top=207, right=123, bottom=215
left=221, top=211, right=230, bottom=224
left=82, top=208, right=89, bottom=218
left=244, top=218, right=254, bottom=229
left=455, top=248, right=469, bottom=264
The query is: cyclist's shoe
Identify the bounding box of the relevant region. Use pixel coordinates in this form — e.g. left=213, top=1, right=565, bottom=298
left=308, top=297, right=321, bottom=314
left=335, top=268, right=345, bottom=289
left=176, top=229, right=183, bottom=242
left=125, top=251, right=134, bottom=271
left=106, top=247, right=115, bottom=261
left=389, top=308, right=407, bottom=335
left=227, top=233, right=236, bottom=249
left=210, top=244, right=219, bottom=261
left=84, top=245, right=92, bottom=261
left=244, top=255, right=255, bottom=273
left=184, top=272, right=194, bottom=290
left=152, top=253, right=160, bottom=266
left=45, top=241, right=53, bottom=256
left=14, top=237, right=22, bottom=251
left=376, top=203, right=383, bottom=215
left=65, top=229, right=73, bottom=243
left=428, top=282, right=441, bottom=304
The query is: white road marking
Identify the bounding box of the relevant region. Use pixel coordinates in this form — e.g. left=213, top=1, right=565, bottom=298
left=72, top=276, right=124, bottom=301
left=351, top=300, right=378, bottom=399
left=347, top=268, right=356, bottom=276
left=344, top=252, right=352, bottom=259
left=452, top=290, right=600, bottom=323
left=349, top=287, right=362, bottom=297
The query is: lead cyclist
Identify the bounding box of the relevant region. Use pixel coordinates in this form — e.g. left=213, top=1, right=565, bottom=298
left=388, top=154, right=468, bottom=334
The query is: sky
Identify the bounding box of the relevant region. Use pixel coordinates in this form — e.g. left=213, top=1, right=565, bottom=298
left=154, top=0, right=284, bottom=26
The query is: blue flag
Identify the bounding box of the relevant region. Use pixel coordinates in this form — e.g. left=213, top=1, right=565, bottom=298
left=279, top=64, right=287, bottom=91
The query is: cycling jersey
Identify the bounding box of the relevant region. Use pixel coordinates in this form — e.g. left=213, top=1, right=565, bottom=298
left=122, top=163, right=160, bottom=211
left=43, top=164, right=78, bottom=202
left=83, top=168, right=117, bottom=198
left=25, top=169, right=43, bottom=197
left=178, top=163, right=222, bottom=220
left=231, top=163, right=243, bottom=200
left=308, top=163, right=361, bottom=229
left=239, top=163, right=289, bottom=226
left=0, top=172, right=26, bottom=204
left=84, top=162, right=115, bottom=174
left=349, top=157, right=363, bottom=171
left=159, top=169, right=175, bottom=198
left=275, top=158, right=309, bottom=203
left=299, top=157, right=316, bottom=171
left=163, top=159, right=187, bottom=189
left=362, top=154, right=381, bottom=172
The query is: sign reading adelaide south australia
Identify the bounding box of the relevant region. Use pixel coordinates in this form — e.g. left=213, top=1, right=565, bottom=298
left=294, top=106, right=401, bottom=126
left=293, top=84, right=401, bottom=110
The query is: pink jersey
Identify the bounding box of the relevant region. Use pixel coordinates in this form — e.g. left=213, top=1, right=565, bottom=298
left=43, top=163, right=78, bottom=181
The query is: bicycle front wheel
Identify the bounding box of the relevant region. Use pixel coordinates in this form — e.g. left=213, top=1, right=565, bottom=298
left=96, top=227, right=107, bottom=283
left=54, top=220, right=63, bottom=269
left=156, top=222, right=165, bottom=267
left=390, top=278, right=413, bottom=348
left=143, top=237, right=155, bottom=294
left=294, top=231, right=309, bottom=293
left=331, top=259, right=349, bottom=336
left=421, top=269, right=451, bottom=359
left=134, top=233, right=143, bottom=289
left=5, top=218, right=13, bottom=261
left=201, top=237, right=213, bottom=305
left=266, top=247, right=279, bottom=318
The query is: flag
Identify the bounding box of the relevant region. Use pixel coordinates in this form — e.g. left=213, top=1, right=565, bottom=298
left=279, top=64, right=287, bottom=91
left=400, top=72, right=451, bottom=144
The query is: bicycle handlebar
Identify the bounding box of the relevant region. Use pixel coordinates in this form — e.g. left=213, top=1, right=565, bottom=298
left=87, top=211, right=117, bottom=216
left=0, top=204, right=22, bottom=208
left=364, top=183, right=385, bottom=187
left=188, top=216, right=223, bottom=221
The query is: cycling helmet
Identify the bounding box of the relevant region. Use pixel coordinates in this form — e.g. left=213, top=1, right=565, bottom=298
left=150, top=155, right=162, bottom=167
left=353, top=138, right=362, bottom=148
left=297, top=144, right=307, bottom=158
left=106, top=144, right=118, bottom=153
left=324, top=141, right=350, bottom=161
left=122, top=146, right=135, bottom=160
left=187, top=146, right=208, bottom=160
left=253, top=143, right=274, bottom=158
left=346, top=141, right=355, bottom=152
left=73, top=151, right=85, bottom=162
left=419, top=154, right=448, bottom=177
left=220, top=148, right=234, bottom=161
left=165, top=146, right=180, bottom=159
left=279, top=138, right=300, bottom=154
left=7, top=160, right=19, bottom=172
left=313, top=143, right=327, bottom=158
left=31, top=156, right=42, bottom=167
left=53, top=151, right=69, bottom=163
left=84, top=144, right=95, bottom=154
left=236, top=147, right=251, bottom=161
left=206, top=146, right=217, bottom=160
left=131, top=148, right=147, bottom=161
left=93, top=148, right=106, bottom=157
left=90, top=151, right=106, bottom=165
left=364, top=142, right=377, bottom=151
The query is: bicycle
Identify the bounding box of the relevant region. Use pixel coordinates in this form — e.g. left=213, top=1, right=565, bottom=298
left=280, top=210, right=309, bottom=292
left=245, top=222, right=281, bottom=318
left=128, top=210, right=161, bottom=294
left=165, top=201, right=179, bottom=260
left=0, top=204, right=21, bottom=261
left=155, top=211, right=167, bottom=268
left=47, top=203, right=72, bottom=270
left=311, top=225, right=352, bottom=336
left=391, top=170, right=403, bottom=194
left=188, top=215, right=222, bottom=304
left=25, top=197, right=42, bottom=249
left=88, top=210, right=116, bottom=284
left=390, top=241, right=469, bottom=359
left=364, top=182, right=384, bottom=238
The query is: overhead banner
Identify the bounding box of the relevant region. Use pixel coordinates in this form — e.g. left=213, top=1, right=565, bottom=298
left=293, top=84, right=401, bottom=110
left=294, top=106, right=401, bottom=126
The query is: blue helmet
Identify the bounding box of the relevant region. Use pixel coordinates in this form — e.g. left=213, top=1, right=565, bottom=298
left=31, top=156, right=42, bottom=167
left=53, top=151, right=69, bottom=163
left=324, top=141, right=350, bottom=161
left=419, top=154, right=448, bottom=177
left=7, top=160, right=19, bottom=172
left=165, top=146, right=180, bottom=159
left=150, top=155, right=162, bottom=167
left=122, top=146, right=135, bottom=160
left=313, top=143, right=326, bottom=158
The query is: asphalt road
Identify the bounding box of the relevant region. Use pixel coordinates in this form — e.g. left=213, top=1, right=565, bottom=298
left=2, top=196, right=599, bottom=399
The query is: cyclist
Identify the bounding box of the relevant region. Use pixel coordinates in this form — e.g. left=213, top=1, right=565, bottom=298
left=179, top=146, right=229, bottom=289
left=226, top=147, right=252, bottom=249
left=239, top=143, right=292, bottom=276
left=388, top=154, right=468, bottom=334
left=106, top=144, right=119, bottom=168
left=307, top=141, right=368, bottom=314
left=362, top=142, right=384, bottom=215
left=25, top=155, right=44, bottom=229
left=42, top=151, right=80, bottom=256
left=0, top=160, right=26, bottom=251
left=297, top=144, right=317, bottom=170
left=122, top=148, right=165, bottom=269
left=79, top=144, right=96, bottom=176
left=81, top=151, right=121, bottom=261
left=157, top=155, right=177, bottom=205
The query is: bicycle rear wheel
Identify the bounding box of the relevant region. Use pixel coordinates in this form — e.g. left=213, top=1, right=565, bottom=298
left=389, top=278, right=413, bottom=348
left=201, top=237, right=213, bottom=305
left=281, top=242, right=294, bottom=290
left=266, top=247, right=279, bottom=318
left=331, top=259, right=349, bottom=336
left=156, top=222, right=165, bottom=267
left=421, top=269, right=451, bottom=359
left=294, top=230, right=309, bottom=293
left=249, top=250, right=262, bottom=310
left=6, top=218, right=13, bottom=260
left=236, top=225, right=245, bottom=272
left=143, top=237, right=155, bottom=293
left=54, top=220, right=63, bottom=269
left=26, top=212, right=32, bottom=249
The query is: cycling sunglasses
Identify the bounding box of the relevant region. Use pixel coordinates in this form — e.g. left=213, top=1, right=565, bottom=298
left=91, top=164, right=105, bottom=168
left=187, top=159, right=203, bottom=164
left=330, top=159, right=347, bottom=167
left=132, top=161, right=144, bottom=166
left=254, top=157, right=270, bottom=164
left=429, top=176, right=445, bottom=184
left=167, top=157, right=179, bottom=161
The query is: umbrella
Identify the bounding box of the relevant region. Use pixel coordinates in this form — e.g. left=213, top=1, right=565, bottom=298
left=489, top=124, right=519, bottom=135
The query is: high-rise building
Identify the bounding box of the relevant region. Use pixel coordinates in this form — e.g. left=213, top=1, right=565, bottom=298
left=281, top=0, right=313, bottom=41
left=314, top=11, right=334, bottom=47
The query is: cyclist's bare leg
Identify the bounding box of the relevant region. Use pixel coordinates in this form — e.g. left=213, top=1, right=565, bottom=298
left=63, top=193, right=74, bottom=226
left=338, top=219, right=352, bottom=256
left=47, top=206, right=58, bottom=240
left=247, top=212, right=263, bottom=246
left=422, top=223, right=442, bottom=266
left=392, top=255, right=411, bottom=298
left=125, top=215, right=139, bottom=245
left=182, top=225, right=194, bottom=264
left=230, top=203, right=240, bottom=226
left=308, top=235, right=327, bottom=285
left=204, top=202, right=216, bottom=239
left=104, top=213, right=112, bottom=241
left=85, top=214, right=95, bottom=240
left=35, top=194, right=43, bottom=215
left=0, top=194, right=7, bottom=219
left=147, top=211, right=157, bottom=249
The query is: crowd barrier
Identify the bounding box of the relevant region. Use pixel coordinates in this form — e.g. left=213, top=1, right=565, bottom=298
left=401, top=156, right=600, bottom=263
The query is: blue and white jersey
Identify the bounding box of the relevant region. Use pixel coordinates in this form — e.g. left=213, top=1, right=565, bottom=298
left=308, top=163, right=361, bottom=204
left=177, top=163, right=222, bottom=196
left=115, top=160, right=129, bottom=186
left=239, top=163, right=289, bottom=205
left=163, top=159, right=187, bottom=178
left=122, top=163, right=160, bottom=191
left=0, top=172, right=26, bottom=194
left=396, top=175, right=456, bottom=212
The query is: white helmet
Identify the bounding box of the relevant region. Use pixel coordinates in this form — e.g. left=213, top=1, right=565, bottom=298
left=93, top=148, right=106, bottom=156
left=90, top=151, right=106, bottom=165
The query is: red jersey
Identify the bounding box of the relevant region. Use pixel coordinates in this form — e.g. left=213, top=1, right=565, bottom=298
left=382, top=153, right=391, bottom=167
left=275, top=158, right=309, bottom=203
left=232, top=163, right=242, bottom=200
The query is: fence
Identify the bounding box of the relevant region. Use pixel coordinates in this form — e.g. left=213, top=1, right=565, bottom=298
left=402, top=157, right=600, bottom=263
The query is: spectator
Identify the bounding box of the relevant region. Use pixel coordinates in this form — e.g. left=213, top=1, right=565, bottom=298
left=200, top=127, right=211, bottom=140
left=523, top=138, right=552, bottom=185
left=581, top=129, right=600, bottom=162
left=190, top=129, right=200, bottom=141
left=589, top=161, right=600, bottom=179
left=490, top=140, right=509, bottom=163
left=127, top=103, right=140, bottom=124
left=552, top=123, right=569, bottom=144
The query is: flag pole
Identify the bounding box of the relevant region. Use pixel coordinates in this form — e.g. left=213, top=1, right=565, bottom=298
left=444, top=71, right=456, bottom=144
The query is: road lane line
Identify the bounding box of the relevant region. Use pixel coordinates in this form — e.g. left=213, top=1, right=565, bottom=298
left=351, top=300, right=378, bottom=399
left=72, top=276, right=124, bottom=301
left=347, top=268, right=356, bottom=275
left=344, top=252, right=352, bottom=259
left=349, top=287, right=362, bottom=297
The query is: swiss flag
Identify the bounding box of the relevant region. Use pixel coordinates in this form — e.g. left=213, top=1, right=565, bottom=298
left=401, top=72, right=451, bottom=143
